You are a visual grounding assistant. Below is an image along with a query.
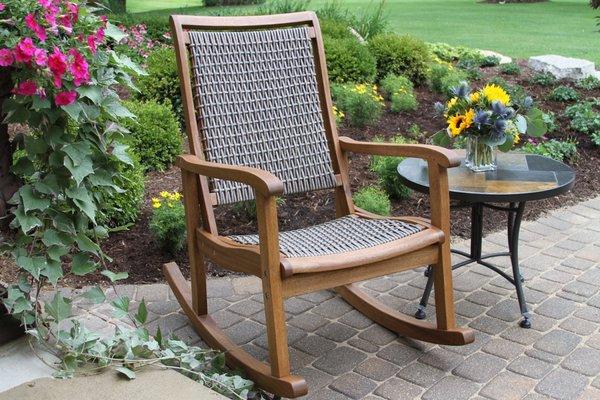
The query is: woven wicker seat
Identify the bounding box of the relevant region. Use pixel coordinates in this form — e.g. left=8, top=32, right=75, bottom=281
left=166, top=12, right=473, bottom=399
left=230, top=215, right=423, bottom=258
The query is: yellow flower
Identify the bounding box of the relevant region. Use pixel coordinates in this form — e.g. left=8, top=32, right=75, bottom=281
left=447, top=97, right=458, bottom=109
left=513, top=133, right=521, bottom=144
left=151, top=198, right=161, bottom=209
left=470, top=91, right=481, bottom=103
left=482, top=84, right=510, bottom=105
left=447, top=108, right=475, bottom=137
left=159, top=191, right=170, bottom=199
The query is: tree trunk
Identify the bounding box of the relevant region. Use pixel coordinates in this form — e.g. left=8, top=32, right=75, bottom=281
left=0, top=69, right=19, bottom=231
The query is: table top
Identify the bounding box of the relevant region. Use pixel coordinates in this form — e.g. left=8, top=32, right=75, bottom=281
left=397, top=151, right=575, bottom=203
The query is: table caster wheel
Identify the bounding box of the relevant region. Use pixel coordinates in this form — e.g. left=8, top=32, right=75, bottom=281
left=414, top=308, right=426, bottom=320
left=519, top=318, right=531, bottom=329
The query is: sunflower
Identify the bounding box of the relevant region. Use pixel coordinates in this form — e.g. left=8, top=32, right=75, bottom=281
left=469, top=91, right=481, bottom=103
left=446, top=97, right=458, bottom=108
left=447, top=108, right=475, bottom=137
left=482, top=84, right=510, bottom=105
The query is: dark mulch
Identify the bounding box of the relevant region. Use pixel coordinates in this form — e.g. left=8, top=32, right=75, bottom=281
left=1, top=63, right=598, bottom=287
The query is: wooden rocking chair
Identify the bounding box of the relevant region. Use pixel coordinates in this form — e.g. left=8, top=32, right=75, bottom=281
left=165, top=12, right=474, bottom=398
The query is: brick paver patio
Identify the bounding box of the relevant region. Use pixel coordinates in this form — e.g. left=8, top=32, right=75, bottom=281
left=74, top=196, right=600, bottom=400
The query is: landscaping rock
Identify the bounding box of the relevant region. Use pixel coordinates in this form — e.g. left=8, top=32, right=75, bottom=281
left=528, top=55, right=596, bottom=80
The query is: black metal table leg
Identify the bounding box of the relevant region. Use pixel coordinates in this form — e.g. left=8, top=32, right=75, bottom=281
left=414, top=201, right=531, bottom=328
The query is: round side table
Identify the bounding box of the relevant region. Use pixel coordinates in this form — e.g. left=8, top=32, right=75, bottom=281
left=397, top=152, right=575, bottom=328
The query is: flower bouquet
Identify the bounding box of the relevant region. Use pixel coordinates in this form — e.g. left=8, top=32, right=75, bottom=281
left=433, top=82, right=548, bottom=172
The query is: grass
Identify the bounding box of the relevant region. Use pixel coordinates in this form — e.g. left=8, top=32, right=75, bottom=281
left=127, top=0, right=600, bottom=64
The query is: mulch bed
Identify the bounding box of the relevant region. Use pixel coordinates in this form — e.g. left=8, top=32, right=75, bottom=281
left=1, top=62, right=599, bottom=287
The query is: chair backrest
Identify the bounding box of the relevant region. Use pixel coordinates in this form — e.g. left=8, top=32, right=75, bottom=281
left=172, top=13, right=340, bottom=205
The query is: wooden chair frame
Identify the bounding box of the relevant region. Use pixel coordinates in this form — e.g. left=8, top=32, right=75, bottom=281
left=165, top=12, right=474, bottom=398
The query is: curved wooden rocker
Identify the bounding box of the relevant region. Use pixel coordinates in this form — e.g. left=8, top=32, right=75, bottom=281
left=165, top=12, right=475, bottom=398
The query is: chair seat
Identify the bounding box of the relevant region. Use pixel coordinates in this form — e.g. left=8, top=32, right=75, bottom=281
left=229, top=215, right=424, bottom=258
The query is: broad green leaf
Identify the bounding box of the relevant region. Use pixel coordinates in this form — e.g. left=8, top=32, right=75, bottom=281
left=45, top=292, right=72, bottom=322
left=42, top=229, right=71, bottom=247
left=115, top=366, right=136, bottom=380
left=61, top=102, right=83, bottom=121
left=105, top=22, right=127, bottom=42
left=83, top=286, right=106, bottom=304
left=135, top=300, right=148, bottom=324
left=101, top=270, right=128, bottom=282
left=16, top=255, right=43, bottom=279
left=65, top=186, right=97, bottom=223
left=47, top=245, right=69, bottom=261
left=105, top=100, right=135, bottom=119
left=525, top=108, right=548, bottom=137
left=111, top=296, right=130, bottom=319
left=111, top=51, right=146, bottom=76
left=76, top=86, right=103, bottom=105
left=431, top=130, right=452, bottom=148
left=75, top=233, right=100, bottom=255
left=53, top=213, right=76, bottom=234
left=42, top=259, right=63, bottom=285
left=62, top=142, right=92, bottom=165
left=20, top=185, right=50, bottom=213
left=515, top=114, right=527, bottom=134
left=71, top=253, right=98, bottom=276
left=111, top=143, right=133, bottom=165
left=31, top=96, right=51, bottom=111
left=64, top=157, right=94, bottom=186
left=13, top=206, right=42, bottom=233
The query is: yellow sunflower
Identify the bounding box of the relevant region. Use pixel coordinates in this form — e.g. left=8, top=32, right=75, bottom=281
left=469, top=91, right=481, bottom=103
left=447, top=108, right=475, bottom=137
left=446, top=97, right=458, bottom=109
left=482, top=84, right=510, bottom=105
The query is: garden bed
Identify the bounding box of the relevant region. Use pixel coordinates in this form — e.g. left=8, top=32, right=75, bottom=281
left=12, top=61, right=592, bottom=287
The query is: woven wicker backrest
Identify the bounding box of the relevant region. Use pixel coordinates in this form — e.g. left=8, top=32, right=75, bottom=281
left=187, top=27, right=337, bottom=204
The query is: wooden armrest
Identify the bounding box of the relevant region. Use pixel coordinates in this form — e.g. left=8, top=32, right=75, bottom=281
left=176, top=154, right=285, bottom=197
left=338, top=136, right=461, bottom=168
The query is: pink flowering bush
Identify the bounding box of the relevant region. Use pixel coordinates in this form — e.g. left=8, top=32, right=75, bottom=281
left=114, top=23, right=165, bottom=62
left=0, top=0, right=145, bottom=325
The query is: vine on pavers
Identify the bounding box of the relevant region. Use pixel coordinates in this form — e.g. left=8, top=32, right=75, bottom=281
left=0, top=1, right=261, bottom=398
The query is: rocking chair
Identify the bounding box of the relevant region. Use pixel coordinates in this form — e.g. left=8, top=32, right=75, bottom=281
left=165, top=12, right=474, bottom=398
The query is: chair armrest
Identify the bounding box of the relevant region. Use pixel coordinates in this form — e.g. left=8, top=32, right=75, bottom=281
left=176, top=154, right=285, bottom=197
left=338, top=136, right=461, bottom=168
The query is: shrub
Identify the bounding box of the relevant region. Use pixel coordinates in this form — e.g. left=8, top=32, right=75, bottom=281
left=113, top=14, right=171, bottom=44
left=380, top=73, right=413, bottom=99
left=500, top=62, right=522, bottom=76
left=122, top=100, right=183, bottom=172
left=531, top=71, right=557, bottom=86
left=576, top=75, right=600, bottom=90
left=353, top=186, right=391, bottom=216
left=150, top=192, right=186, bottom=254
left=317, top=1, right=355, bottom=24
left=549, top=86, right=579, bottom=102
left=320, top=19, right=355, bottom=40
left=426, top=42, right=482, bottom=63
left=456, top=58, right=483, bottom=81
left=100, top=154, right=145, bottom=228
left=324, top=37, right=377, bottom=83
left=368, top=34, right=431, bottom=83
left=331, top=83, right=384, bottom=127
left=565, top=99, right=600, bottom=138
left=371, top=136, right=413, bottom=199
left=135, top=47, right=182, bottom=124
left=258, top=0, right=310, bottom=14
left=542, top=111, right=557, bottom=133
left=428, top=64, right=468, bottom=96
left=479, top=55, right=501, bottom=67
left=391, top=92, right=418, bottom=112
left=521, top=139, right=579, bottom=162
left=232, top=198, right=285, bottom=219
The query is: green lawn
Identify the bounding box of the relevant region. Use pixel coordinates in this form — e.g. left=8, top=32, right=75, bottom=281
left=127, top=0, right=600, bottom=64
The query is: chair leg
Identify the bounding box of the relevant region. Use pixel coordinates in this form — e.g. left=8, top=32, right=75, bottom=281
left=432, top=242, right=457, bottom=331
left=262, top=276, right=291, bottom=378
left=190, top=249, right=208, bottom=315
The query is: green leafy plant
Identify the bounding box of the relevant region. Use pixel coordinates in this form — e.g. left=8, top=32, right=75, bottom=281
left=100, top=154, right=145, bottom=228
left=232, top=197, right=285, bottom=220
left=331, top=83, right=384, bottom=127
left=456, top=57, right=483, bottom=81
left=122, top=100, right=183, bottom=172
left=531, top=71, right=557, bottom=86
left=500, top=62, right=521, bottom=76
left=320, top=18, right=355, bottom=40
left=317, top=1, right=355, bottom=25
left=323, top=37, right=377, bottom=83
left=521, top=139, right=579, bottom=162
left=564, top=99, right=600, bottom=144
left=391, top=92, right=418, bottom=112
left=542, top=111, right=557, bottom=133
left=258, top=0, right=310, bottom=14
left=549, top=85, right=579, bottom=102
left=354, top=0, right=389, bottom=40
left=353, top=186, right=391, bottom=215
left=428, top=64, right=468, bottom=97
left=371, top=136, right=413, bottom=199
left=150, top=191, right=186, bottom=254
left=576, top=75, right=600, bottom=90
left=368, top=33, right=431, bottom=83
left=426, top=42, right=482, bottom=63
left=479, top=55, right=501, bottom=67
left=380, top=73, right=413, bottom=99
left=134, top=47, right=182, bottom=124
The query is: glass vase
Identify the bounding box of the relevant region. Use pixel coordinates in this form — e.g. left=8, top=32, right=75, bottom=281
left=465, top=136, right=497, bottom=172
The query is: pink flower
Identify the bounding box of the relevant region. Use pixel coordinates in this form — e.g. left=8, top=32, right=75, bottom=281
left=48, top=47, right=67, bottom=88
left=45, top=6, right=58, bottom=31
left=25, top=13, right=47, bottom=42
left=14, top=38, right=36, bottom=63
left=13, top=80, right=38, bottom=96
left=34, top=48, right=47, bottom=66
left=59, top=15, right=72, bottom=34
left=95, top=27, right=105, bottom=43
left=0, top=49, right=14, bottom=67
left=0, top=3, right=5, bottom=12
left=67, top=2, right=78, bottom=22
left=54, top=90, right=77, bottom=106
left=87, top=35, right=97, bottom=54
left=99, top=15, right=108, bottom=27
left=38, top=0, right=52, bottom=6
left=68, top=49, right=90, bottom=86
